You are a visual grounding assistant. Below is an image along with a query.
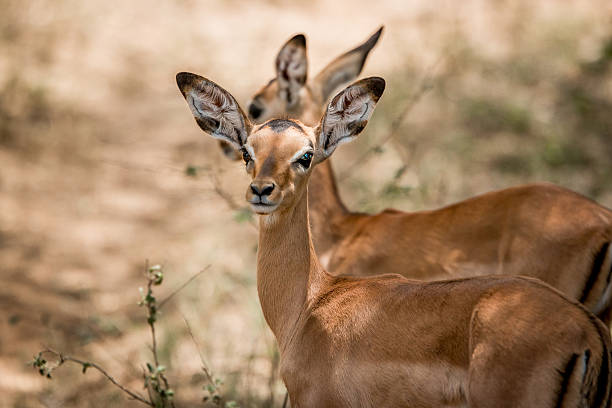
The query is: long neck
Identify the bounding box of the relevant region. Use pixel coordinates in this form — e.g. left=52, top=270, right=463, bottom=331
left=308, top=160, right=349, bottom=255
left=256, top=188, right=332, bottom=348
left=296, top=96, right=349, bottom=257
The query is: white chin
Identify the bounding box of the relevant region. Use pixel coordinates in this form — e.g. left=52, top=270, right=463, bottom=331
left=251, top=203, right=279, bottom=214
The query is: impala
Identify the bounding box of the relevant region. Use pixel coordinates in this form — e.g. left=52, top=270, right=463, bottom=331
left=233, top=29, right=612, bottom=325
left=177, top=73, right=612, bottom=407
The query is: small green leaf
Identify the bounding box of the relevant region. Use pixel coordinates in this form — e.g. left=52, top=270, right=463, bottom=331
left=82, top=362, right=91, bottom=374
left=185, top=165, right=198, bottom=177
left=233, top=208, right=253, bottom=223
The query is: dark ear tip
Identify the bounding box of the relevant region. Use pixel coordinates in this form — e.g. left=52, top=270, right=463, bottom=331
left=289, top=34, right=306, bottom=48
left=361, top=77, right=386, bottom=100
left=176, top=72, right=197, bottom=91
left=374, top=26, right=384, bottom=38
left=362, top=26, right=383, bottom=51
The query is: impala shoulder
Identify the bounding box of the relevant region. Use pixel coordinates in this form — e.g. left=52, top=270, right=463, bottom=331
left=306, top=276, right=408, bottom=336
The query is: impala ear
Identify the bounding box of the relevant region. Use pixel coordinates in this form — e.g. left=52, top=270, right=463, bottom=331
left=316, top=77, right=385, bottom=160
left=275, top=34, right=308, bottom=108
left=313, top=26, right=383, bottom=105
left=176, top=72, right=251, bottom=150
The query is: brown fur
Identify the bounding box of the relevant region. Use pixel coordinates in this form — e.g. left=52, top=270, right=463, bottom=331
left=243, top=31, right=612, bottom=325
left=177, top=74, right=612, bottom=407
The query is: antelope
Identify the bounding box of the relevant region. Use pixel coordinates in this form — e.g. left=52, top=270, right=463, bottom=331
left=233, top=29, right=612, bottom=325
left=177, top=72, right=612, bottom=407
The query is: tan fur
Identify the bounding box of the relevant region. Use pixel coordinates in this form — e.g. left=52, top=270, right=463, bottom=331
left=177, top=74, right=612, bottom=407
left=244, top=32, right=612, bottom=325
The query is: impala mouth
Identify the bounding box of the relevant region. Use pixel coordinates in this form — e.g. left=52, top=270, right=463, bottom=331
left=250, top=202, right=279, bottom=214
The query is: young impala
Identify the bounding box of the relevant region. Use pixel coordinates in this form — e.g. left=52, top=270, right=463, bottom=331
left=177, top=72, right=611, bottom=407
left=229, top=29, right=612, bottom=324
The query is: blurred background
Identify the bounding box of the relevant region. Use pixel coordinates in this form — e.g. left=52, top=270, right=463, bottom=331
left=1, top=0, right=611, bottom=406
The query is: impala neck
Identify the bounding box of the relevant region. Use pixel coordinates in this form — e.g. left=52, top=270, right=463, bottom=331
left=256, top=188, right=332, bottom=348
left=308, top=160, right=349, bottom=254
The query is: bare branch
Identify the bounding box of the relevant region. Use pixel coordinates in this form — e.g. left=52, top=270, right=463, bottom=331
left=38, top=348, right=152, bottom=407
left=182, top=316, right=215, bottom=385
left=337, top=57, right=443, bottom=182
left=158, top=265, right=211, bottom=310
left=208, top=170, right=258, bottom=231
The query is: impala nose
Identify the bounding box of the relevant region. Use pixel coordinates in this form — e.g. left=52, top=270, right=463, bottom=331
left=250, top=182, right=275, bottom=197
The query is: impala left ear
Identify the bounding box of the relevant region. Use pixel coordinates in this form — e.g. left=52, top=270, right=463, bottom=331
left=176, top=72, right=251, bottom=150
left=315, top=77, right=385, bottom=160
left=275, top=34, right=308, bottom=108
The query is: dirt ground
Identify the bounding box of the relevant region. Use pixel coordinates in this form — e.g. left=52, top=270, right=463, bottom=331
left=1, top=0, right=611, bottom=407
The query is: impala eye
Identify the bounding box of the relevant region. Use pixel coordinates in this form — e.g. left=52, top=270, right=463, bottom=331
left=241, top=148, right=252, bottom=164
left=296, top=152, right=313, bottom=169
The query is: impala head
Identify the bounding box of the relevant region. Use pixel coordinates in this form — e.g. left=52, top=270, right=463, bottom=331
left=177, top=72, right=385, bottom=215
left=248, top=34, right=309, bottom=123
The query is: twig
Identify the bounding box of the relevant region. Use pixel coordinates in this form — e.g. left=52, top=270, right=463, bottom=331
left=183, top=316, right=215, bottom=385
left=209, top=170, right=243, bottom=212
left=158, top=265, right=211, bottom=310
left=38, top=348, right=152, bottom=407
left=337, top=57, right=443, bottom=182
left=142, top=262, right=175, bottom=408
left=208, top=170, right=258, bottom=231
left=183, top=316, right=234, bottom=407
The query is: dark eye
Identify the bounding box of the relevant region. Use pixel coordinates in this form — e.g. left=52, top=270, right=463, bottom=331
left=248, top=103, right=263, bottom=121
left=241, top=148, right=251, bottom=164
left=296, top=152, right=313, bottom=169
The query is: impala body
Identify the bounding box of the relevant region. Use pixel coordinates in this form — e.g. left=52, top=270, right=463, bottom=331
left=235, top=28, right=612, bottom=324
left=177, top=73, right=612, bottom=408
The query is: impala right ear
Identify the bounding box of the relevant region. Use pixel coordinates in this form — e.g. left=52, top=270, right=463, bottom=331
left=316, top=77, right=385, bottom=160
left=176, top=72, right=251, bottom=150
left=275, top=34, right=308, bottom=108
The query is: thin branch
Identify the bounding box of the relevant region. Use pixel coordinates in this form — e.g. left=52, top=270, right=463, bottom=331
left=182, top=316, right=215, bottom=385
left=158, top=265, right=211, bottom=310
left=39, top=348, right=152, bottom=407
left=337, top=57, right=444, bottom=182
left=208, top=170, right=258, bottom=231
left=142, top=261, right=175, bottom=408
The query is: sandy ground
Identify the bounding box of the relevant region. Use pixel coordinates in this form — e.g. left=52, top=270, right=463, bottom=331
left=1, top=0, right=611, bottom=406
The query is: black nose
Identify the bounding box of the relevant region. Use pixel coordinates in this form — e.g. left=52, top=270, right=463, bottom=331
left=250, top=183, right=275, bottom=197
left=248, top=103, right=263, bottom=120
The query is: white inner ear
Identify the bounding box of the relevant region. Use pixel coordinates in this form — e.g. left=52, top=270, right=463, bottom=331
left=277, top=47, right=307, bottom=88
left=186, top=84, right=246, bottom=149
left=320, top=87, right=375, bottom=153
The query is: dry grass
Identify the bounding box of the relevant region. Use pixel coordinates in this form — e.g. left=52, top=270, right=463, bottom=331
left=1, top=0, right=611, bottom=407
